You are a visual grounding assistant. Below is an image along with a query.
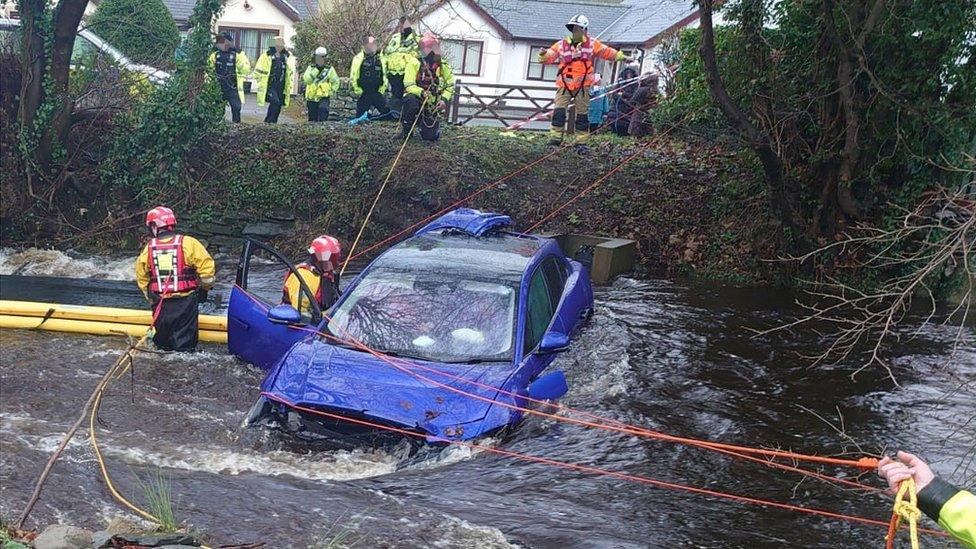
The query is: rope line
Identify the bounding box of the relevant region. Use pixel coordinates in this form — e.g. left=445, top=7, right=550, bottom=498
left=262, top=392, right=948, bottom=538
left=340, top=95, right=430, bottom=276
left=886, top=478, right=922, bottom=549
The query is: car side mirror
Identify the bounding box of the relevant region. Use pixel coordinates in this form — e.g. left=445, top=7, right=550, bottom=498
left=268, top=304, right=303, bottom=325
left=536, top=331, right=570, bottom=354
left=527, top=370, right=568, bottom=401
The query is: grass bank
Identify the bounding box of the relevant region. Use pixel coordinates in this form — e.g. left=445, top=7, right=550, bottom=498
left=2, top=123, right=779, bottom=283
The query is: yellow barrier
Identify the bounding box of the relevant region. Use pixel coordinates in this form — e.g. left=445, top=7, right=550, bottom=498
left=0, top=315, right=227, bottom=344
left=0, top=300, right=227, bottom=332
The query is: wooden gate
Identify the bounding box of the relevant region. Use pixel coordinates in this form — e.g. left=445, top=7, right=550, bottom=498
left=448, top=81, right=555, bottom=128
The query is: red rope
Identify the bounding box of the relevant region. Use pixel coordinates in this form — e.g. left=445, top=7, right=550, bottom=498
left=262, top=392, right=948, bottom=538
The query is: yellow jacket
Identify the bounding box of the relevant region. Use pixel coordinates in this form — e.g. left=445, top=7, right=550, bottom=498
left=302, top=63, right=340, bottom=101
left=403, top=57, right=454, bottom=102
left=919, top=479, right=975, bottom=548
left=349, top=50, right=388, bottom=96
left=253, top=49, right=296, bottom=107
left=209, top=49, right=251, bottom=103
left=135, top=234, right=215, bottom=299
left=383, top=31, right=419, bottom=75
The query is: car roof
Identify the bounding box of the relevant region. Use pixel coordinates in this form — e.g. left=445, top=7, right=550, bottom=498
left=371, top=230, right=543, bottom=282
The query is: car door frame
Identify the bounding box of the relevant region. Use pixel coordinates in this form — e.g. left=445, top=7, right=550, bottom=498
left=228, top=237, right=324, bottom=370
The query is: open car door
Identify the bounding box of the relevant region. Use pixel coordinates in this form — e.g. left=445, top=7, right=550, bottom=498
left=228, top=238, right=323, bottom=370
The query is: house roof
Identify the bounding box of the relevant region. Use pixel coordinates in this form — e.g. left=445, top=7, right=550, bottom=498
left=471, top=0, right=697, bottom=46
left=159, top=0, right=314, bottom=23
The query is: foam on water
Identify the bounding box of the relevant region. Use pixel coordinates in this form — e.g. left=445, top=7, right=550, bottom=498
left=0, top=248, right=136, bottom=280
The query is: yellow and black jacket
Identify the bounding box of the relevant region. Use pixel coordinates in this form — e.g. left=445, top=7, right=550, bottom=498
left=918, top=478, right=975, bottom=548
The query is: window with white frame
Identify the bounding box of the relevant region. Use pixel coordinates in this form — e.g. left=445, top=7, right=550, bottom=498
left=442, top=39, right=483, bottom=76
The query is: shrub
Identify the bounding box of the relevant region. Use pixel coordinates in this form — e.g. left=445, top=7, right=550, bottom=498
left=87, top=0, right=180, bottom=66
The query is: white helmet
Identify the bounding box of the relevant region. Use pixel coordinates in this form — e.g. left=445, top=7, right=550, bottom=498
left=566, top=14, right=589, bottom=31
left=314, top=46, right=327, bottom=57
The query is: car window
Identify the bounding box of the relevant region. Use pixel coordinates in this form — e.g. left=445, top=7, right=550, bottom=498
left=541, top=257, right=565, bottom=310
left=327, top=267, right=517, bottom=363
left=522, top=266, right=555, bottom=356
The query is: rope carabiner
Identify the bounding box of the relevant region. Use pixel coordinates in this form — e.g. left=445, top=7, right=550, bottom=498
left=885, top=477, right=921, bottom=549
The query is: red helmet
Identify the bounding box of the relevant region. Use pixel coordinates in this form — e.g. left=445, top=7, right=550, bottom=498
left=308, top=235, right=341, bottom=264
left=146, top=206, right=177, bottom=229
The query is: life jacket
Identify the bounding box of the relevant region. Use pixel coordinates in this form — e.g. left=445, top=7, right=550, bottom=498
left=418, top=60, right=441, bottom=93
left=557, top=37, right=595, bottom=91
left=147, top=235, right=199, bottom=295
left=283, top=263, right=338, bottom=312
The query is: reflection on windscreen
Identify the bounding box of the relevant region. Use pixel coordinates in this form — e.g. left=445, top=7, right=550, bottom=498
left=327, top=268, right=516, bottom=363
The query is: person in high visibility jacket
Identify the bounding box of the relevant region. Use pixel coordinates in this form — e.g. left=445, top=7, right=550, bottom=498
left=135, top=207, right=215, bottom=352
left=538, top=14, right=628, bottom=147
left=254, top=36, right=295, bottom=124
left=350, top=36, right=392, bottom=120
left=303, top=46, right=340, bottom=122
left=878, top=451, right=975, bottom=548
left=383, top=18, right=420, bottom=110
left=210, top=32, right=251, bottom=123
left=400, top=33, right=454, bottom=142
left=282, top=235, right=342, bottom=314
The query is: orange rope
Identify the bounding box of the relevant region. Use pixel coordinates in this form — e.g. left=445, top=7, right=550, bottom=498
left=262, top=392, right=947, bottom=538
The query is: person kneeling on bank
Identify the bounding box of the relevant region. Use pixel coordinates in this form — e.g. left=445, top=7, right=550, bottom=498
left=400, top=33, right=454, bottom=142
left=136, top=207, right=215, bottom=352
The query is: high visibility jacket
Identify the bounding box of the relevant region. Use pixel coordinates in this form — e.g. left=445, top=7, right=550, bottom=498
left=302, top=63, right=340, bottom=101
left=919, top=479, right=975, bottom=548
left=209, top=49, right=251, bottom=103
left=541, top=36, right=624, bottom=91
left=404, top=56, right=454, bottom=103
left=383, top=31, right=420, bottom=75
left=349, top=51, right=388, bottom=96
left=136, top=234, right=215, bottom=299
left=282, top=263, right=339, bottom=314
left=254, top=49, right=296, bottom=107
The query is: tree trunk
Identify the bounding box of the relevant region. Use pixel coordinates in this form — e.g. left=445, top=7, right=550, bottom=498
left=33, top=0, right=88, bottom=174
left=17, top=0, right=45, bottom=133
left=697, top=0, right=803, bottom=243
left=823, top=0, right=861, bottom=220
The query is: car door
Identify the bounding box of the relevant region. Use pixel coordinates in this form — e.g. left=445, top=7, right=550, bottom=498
left=518, top=258, right=562, bottom=378
left=546, top=256, right=592, bottom=337
left=228, top=238, right=322, bottom=370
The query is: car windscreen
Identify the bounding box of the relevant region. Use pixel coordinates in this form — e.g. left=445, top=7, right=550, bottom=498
left=326, top=267, right=518, bottom=363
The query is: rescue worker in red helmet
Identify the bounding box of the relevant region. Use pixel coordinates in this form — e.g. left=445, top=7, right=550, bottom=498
left=282, top=235, right=342, bottom=314
left=135, top=207, right=216, bottom=351
left=400, top=33, right=454, bottom=142
left=538, top=14, right=628, bottom=149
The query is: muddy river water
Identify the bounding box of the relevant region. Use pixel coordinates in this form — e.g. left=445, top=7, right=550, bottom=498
left=0, top=249, right=973, bottom=548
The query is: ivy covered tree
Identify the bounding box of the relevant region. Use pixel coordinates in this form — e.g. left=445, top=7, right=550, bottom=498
left=87, top=0, right=181, bottom=66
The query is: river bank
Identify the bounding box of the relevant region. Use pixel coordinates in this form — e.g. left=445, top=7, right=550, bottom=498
left=1, top=124, right=779, bottom=284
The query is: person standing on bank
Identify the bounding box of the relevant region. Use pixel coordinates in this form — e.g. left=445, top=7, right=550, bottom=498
left=211, top=32, right=250, bottom=124
left=538, top=15, right=628, bottom=150
left=350, top=36, right=392, bottom=120
left=254, top=37, right=295, bottom=124
left=303, top=46, right=340, bottom=122
left=383, top=18, right=420, bottom=112
left=136, top=207, right=215, bottom=352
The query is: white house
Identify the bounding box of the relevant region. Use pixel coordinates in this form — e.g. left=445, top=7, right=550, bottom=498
left=416, top=0, right=700, bottom=90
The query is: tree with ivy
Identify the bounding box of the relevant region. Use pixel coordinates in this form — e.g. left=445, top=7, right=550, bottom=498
left=87, top=0, right=181, bottom=66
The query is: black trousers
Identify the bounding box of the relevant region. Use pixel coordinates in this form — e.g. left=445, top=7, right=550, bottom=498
left=356, top=89, right=391, bottom=118
left=401, top=95, right=440, bottom=141
left=153, top=292, right=199, bottom=351
left=307, top=98, right=330, bottom=122
left=222, top=87, right=242, bottom=123
left=388, top=74, right=405, bottom=109
left=265, top=98, right=283, bottom=123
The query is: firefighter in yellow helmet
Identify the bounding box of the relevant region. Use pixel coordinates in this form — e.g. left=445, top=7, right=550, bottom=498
left=135, top=207, right=215, bottom=351
left=538, top=14, right=628, bottom=149
left=400, top=33, right=454, bottom=142
left=878, top=451, right=975, bottom=548
left=282, top=235, right=342, bottom=314
left=254, top=36, right=296, bottom=124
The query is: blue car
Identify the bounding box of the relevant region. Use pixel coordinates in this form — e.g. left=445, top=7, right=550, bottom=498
left=228, top=209, right=594, bottom=445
